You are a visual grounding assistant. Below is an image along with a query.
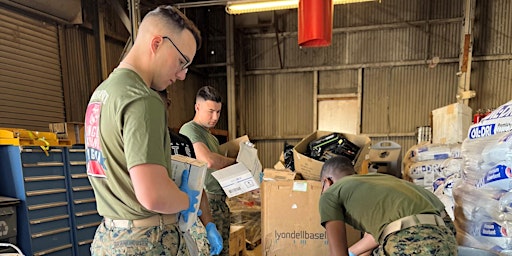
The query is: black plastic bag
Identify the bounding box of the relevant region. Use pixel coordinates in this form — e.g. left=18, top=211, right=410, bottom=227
left=283, top=142, right=295, bottom=171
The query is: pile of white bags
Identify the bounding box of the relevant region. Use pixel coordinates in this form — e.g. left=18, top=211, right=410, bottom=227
left=402, top=143, right=463, bottom=220
left=454, top=99, right=512, bottom=255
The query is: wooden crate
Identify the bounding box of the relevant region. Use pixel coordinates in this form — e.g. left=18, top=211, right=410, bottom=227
left=230, top=225, right=246, bottom=256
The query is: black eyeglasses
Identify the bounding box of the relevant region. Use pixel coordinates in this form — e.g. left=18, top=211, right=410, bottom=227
left=162, top=36, right=191, bottom=70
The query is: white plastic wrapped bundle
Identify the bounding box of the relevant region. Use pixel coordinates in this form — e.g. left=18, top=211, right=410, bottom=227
left=434, top=176, right=460, bottom=220
left=455, top=124, right=512, bottom=255
left=476, top=163, right=512, bottom=191
left=461, top=132, right=512, bottom=184
left=407, top=159, right=445, bottom=179
left=442, top=158, right=464, bottom=178
left=409, top=143, right=461, bottom=162
left=482, top=132, right=512, bottom=167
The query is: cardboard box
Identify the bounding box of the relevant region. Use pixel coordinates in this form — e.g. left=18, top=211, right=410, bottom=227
left=262, top=180, right=361, bottom=255
left=49, top=122, right=85, bottom=145
left=263, top=168, right=296, bottom=181
left=219, top=135, right=249, bottom=158
left=212, top=136, right=262, bottom=198
left=292, top=131, right=371, bottom=180
left=229, top=225, right=246, bottom=256
left=432, top=103, right=472, bottom=144
left=170, top=155, right=207, bottom=231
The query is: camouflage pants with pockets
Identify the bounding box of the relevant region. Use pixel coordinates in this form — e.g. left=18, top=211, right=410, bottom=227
left=183, top=217, right=210, bottom=256
left=208, top=194, right=232, bottom=256
left=374, top=224, right=457, bottom=256
left=90, top=220, right=189, bottom=256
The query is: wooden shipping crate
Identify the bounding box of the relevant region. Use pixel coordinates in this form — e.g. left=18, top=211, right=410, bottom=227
left=230, top=225, right=247, bottom=256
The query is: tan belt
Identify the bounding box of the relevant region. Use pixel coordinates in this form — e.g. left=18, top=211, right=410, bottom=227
left=379, top=214, right=445, bottom=244
left=104, top=214, right=177, bottom=228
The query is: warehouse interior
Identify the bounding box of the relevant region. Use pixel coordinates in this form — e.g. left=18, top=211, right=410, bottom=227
left=1, top=0, right=512, bottom=255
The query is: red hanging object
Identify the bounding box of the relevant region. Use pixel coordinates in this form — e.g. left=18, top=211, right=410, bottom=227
left=298, top=0, right=333, bottom=47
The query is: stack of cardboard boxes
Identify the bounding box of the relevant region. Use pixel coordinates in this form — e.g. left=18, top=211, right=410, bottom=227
left=261, top=130, right=371, bottom=255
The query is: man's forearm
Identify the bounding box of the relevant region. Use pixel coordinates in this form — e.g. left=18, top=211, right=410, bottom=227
left=208, top=153, right=236, bottom=170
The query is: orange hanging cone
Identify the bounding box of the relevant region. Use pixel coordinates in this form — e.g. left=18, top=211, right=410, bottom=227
left=298, top=0, right=333, bottom=47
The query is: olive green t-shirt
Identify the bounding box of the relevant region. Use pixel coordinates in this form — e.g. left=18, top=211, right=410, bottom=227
left=319, top=173, right=445, bottom=241
left=85, top=68, right=171, bottom=219
left=179, top=121, right=224, bottom=195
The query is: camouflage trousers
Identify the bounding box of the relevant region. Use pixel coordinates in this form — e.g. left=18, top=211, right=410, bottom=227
left=208, top=194, right=232, bottom=256
left=90, top=220, right=189, bottom=256
left=374, top=224, right=457, bottom=256
left=183, top=217, right=210, bottom=256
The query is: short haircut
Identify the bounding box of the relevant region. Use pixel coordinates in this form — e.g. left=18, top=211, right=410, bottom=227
left=145, top=5, right=202, bottom=50
left=320, top=156, right=355, bottom=179
left=196, top=86, right=222, bottom=103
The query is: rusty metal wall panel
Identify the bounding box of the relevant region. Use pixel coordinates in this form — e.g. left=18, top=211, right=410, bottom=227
left=0, top=6, right=64, bottom=131
left=362, top=64, right=459, bottom=134
left=470, top=60, right=512, bottom=109
left=474, top=0, right=512, bottom=56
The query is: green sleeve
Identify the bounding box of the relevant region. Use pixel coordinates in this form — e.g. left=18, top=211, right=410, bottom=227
left=122, top=96, right=169, bottom=169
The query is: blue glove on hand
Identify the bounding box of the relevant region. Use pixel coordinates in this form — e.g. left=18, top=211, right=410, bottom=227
left=205, top=222, right=223, bottom=255
left=179, top=169, right=200, bottom=223
left=348, top=250, right=356, bottom=256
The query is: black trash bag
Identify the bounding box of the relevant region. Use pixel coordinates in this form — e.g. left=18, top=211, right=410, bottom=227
left=283, top=142, right=295, bottom=171
left=308, top=133, right=360, bottom=162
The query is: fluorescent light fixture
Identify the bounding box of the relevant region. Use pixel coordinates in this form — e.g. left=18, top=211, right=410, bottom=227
left=226, top=0, right=377, bottom=15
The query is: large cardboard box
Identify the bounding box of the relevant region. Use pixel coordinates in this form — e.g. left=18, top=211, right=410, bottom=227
left=262, top=180, right=361, bottom=256
left=432, top=103, right=472, bottom=144
left=293, top=131, right=371, bottom=180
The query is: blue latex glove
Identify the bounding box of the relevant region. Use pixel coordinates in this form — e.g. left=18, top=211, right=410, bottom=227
left=179, top=169, right=200, bottom=223
left=349, top=250, right=356, bottom=256
left=205, top=222, right=223, bottom=255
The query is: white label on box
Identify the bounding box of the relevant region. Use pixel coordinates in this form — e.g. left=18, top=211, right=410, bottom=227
left=292, top=181, right=308, bottom=192
left=212, top=163, right=259, bottom=198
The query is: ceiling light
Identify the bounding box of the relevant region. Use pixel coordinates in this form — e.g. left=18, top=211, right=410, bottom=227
left=226, top=0, right=377, bottom=15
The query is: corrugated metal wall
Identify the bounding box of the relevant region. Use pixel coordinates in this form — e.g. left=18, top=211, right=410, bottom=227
left=0, top=6, right=64, bottom=131
left=242, top=73, right=314, bottom=167
left=238, top=0, right=512, bottom=169
left=61, top=27, right=125, bottom=123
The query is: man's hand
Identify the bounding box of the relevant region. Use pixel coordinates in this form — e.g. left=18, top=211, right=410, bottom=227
left=179, top=170, right=200, bottom=222
left=205, top=222, right=223, bottom=255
